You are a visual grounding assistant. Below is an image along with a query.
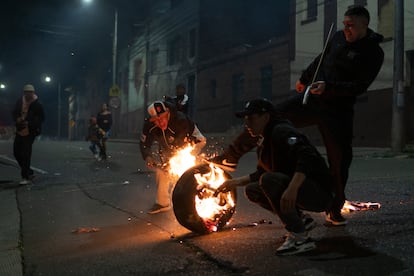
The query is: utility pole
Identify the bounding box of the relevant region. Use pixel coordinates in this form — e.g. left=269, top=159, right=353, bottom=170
left=391, top=0, right=405, bottom=152
left=58, top=82, right=61, bottom=139
left=143, top=22, right=150, bottom=118
left=112, top=9, right=118, bottom=86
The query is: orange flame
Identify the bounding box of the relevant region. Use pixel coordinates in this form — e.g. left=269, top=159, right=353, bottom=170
left=341, top=200, right=381, bottom=213
left=168, top=144, right=197, bottom=178
left=168, top=147, right=236, bottom=232
left=194, top=164, right=236, bottom=230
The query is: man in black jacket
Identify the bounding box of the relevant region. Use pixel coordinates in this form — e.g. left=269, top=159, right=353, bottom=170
left=216, top=98, right=333, bottom=256
left=140, top=100, right=206, bottom=214
left=211, top=5, right=384, bottom=225
left=12, top=84, right=45, bottom=185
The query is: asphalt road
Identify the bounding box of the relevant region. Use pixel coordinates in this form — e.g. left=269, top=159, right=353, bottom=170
left=0, top=139, right=413, bottom=275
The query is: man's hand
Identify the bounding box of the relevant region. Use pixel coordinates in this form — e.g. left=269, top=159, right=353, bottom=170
left=310, top=81, right=326, bottom=95
left=280, top=185, right=299, bottom=213
left=215, top=179, right=238, bottom=194
left=214, top=175, right=250, bottom=195
left=280, top=172, right=305, bottom=213
left=295, top=80, right=306, bottom=93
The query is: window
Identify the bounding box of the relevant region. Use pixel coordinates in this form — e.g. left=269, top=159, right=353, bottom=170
left=232, top=74, right=245, bottom=120
left=260, top=65, right=273, bottom=100
left=168, top=36, right=182, bottom=65
left=150, top=49, right=159, bottom=73
left=301, top=0, right=317, bottom=24
left=307, top=0, right=317, bottom=20
left=188, top=28, right=196, bottom=58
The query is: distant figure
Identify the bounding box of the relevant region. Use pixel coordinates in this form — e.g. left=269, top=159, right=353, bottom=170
left=96, top=103, right=112, bottom=160
left=164, top=84, right=189, bottom=114
left=86, top=116, right=105, bottom=161
left=12, top=84, right=45, bottom=185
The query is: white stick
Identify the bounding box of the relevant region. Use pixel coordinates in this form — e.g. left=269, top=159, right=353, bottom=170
left=302, top=22, right=335, bottom=105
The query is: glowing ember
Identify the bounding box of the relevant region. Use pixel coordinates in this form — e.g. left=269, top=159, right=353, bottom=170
left=342, top=200, right=381, bottom=213
left=168, top=144, right=197, bottom=177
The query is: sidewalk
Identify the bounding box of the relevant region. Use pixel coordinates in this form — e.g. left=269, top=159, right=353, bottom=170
left=0, top=189, right=22, bottom=276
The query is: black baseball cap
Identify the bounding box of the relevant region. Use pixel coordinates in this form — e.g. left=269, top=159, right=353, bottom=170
left=235, top=98, right=275, bottom=118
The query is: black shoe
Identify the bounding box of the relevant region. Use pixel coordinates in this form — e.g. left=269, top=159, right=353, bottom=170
left=326, top=211, right=347, bottom=226
left=208, top=155, right=237, bottom=172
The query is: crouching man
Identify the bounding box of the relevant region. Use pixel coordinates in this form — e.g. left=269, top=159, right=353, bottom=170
left=215, top=98, right=333, bottom=255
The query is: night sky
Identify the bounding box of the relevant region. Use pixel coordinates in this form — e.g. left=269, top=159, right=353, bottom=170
left=0, top=0, right=147, bottom=93
left=0, top=0, right=147, bottom=128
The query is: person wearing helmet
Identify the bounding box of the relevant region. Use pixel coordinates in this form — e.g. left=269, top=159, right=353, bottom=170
left=140, top=100, right=206, bottom=214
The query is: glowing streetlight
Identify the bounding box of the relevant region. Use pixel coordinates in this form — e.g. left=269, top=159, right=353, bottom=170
left=0, top=83, right=5, bottom=90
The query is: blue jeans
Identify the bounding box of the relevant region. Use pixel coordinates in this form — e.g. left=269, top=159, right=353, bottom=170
left=245, top=172, right=333, bottom=233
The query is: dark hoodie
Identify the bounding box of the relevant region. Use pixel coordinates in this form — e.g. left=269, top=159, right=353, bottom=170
left=300, top=29, right=384, bottom=110
left=249, top=118, right=334, bottom=193
left=140, top=102, right=196, bottom=161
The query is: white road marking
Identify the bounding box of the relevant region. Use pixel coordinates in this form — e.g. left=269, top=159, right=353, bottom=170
left=0, top=155, right=49, bottom=174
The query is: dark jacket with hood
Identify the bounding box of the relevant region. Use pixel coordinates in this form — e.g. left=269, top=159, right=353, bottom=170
left=140, top=102, right=196, bottom=161
left=300, top=29, right=384, bottom=110
left=249, top=118, right=334, bottom=193
left=12, top=97, right=45, bottom=137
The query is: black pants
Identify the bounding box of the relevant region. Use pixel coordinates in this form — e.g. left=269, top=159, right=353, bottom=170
left=245, top=172, right=333, bottom=233
left=13, top=134, right=36, bottom=179
left=226, top=94, right=353, bottom=213
left=277, top=95, right=353, bottom=213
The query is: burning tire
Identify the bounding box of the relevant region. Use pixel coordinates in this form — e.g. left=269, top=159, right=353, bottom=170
left=172, top=163, right=237, bottom=234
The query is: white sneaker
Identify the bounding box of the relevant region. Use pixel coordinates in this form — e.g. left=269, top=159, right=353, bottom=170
left=19, top=179, right=31, bottom=185
left=276, top=232, right=316, bottom=256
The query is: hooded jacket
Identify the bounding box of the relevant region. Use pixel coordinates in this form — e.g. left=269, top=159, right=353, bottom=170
left=300, top=29, right=384, bottom=110
left=140, top=103, right=196, bottom=161
left=12, top=97, right=45, bottom=136
left=249, top=118, right=334, bottom=193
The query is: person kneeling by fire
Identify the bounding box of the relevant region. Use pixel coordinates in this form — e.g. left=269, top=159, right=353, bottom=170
left=140, top=100, right=206, bottom=214
left=215, top=98, right=333, bottom=256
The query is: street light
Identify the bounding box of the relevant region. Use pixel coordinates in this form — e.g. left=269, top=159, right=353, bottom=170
left=44, top=75, right=62, bottom=139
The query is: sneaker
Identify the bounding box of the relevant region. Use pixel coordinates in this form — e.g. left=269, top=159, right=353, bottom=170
left=208, top=155, right=237, bottom=172
left=276, top=232, right=316, bottom=256
left=19, top=178, right=32, bottom=185
left=302, top=214, right=317, bottom=231
left=147, top=204, right=171, bottom=214
left=326, top=211, right=348, bottom=226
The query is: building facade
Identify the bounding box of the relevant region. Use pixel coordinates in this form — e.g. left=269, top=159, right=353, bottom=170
left=114, top=0, right=414, bottom=147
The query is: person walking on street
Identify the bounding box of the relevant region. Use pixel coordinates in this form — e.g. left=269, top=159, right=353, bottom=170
left=96, top=103, right=112, bottom=160
left=12, top=84, right=45, bottom=185
left=211, top=5, right=384, bottom=226
left=215, top=98, right=334, bottom=256
left=140, top=100, right=206, bottom=214
left=86, top=116, right=105, bottom=161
